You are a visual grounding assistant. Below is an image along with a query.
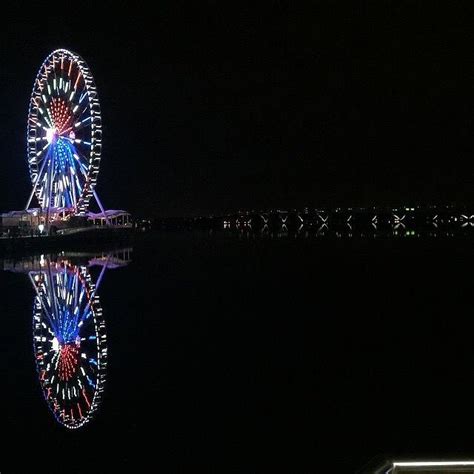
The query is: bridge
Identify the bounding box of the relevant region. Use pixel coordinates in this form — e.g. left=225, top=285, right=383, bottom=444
left=191, top=206, right=474, bottom=236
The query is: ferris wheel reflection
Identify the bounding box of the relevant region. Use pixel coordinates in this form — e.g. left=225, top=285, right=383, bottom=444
left=4, top=249, right=131, bottom=429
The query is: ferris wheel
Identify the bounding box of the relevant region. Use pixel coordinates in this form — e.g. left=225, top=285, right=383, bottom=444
left=31, top=259, right=107, bottom=429
left=26, top=49, right=102, bottom=216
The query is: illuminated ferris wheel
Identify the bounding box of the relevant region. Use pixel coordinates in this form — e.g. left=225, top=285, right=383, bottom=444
left=26, top=49, right=102, bottom=216
left=31, top=259, right=107, bottom=429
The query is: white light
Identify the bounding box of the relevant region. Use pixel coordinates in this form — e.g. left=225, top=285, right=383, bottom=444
left=52, top=337, right=59, bottom=352
left=38, top=224, right=44, bottom=233
left=45, top=128, right=55, bottom=144
left=394, top=461, right=474, bottom=467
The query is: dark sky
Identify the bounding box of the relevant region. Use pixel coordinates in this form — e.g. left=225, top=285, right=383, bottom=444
left=0, top=2, right=473, bottom=216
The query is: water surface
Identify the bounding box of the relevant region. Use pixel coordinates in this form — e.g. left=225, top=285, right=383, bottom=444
left=1, top=232, right=473, bottom=472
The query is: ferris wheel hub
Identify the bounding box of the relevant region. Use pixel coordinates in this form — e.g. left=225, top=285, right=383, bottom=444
left=45, top=127, right=57, bottom=144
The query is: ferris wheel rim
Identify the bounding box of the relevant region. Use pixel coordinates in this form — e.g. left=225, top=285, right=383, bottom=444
left=26, top=48, right=102, bottom=215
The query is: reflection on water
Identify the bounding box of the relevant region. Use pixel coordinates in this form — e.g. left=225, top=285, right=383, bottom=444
left=222, top=225, right=474, bottom=240
left=3, top=249, right=132, bottom=429
left=31, top=258, right=107, bottom=430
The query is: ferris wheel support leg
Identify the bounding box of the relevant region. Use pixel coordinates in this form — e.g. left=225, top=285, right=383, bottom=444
left=25, top=155, right=49, bottom=210
left=46, top=158, right=54, bottom=227
left=25, top=183, right=38, bottom=211
left=82, top=254, right=110, bottom=318
left=92, top=189, right=111, bottom=226
left=94, top=254, right=110, bottom=293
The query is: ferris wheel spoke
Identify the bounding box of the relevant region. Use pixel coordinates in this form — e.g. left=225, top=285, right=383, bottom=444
left=73, top=70, right=82, bottom=92
left=28, top=116, right=41, bottom=128
left=36, top=107, right=54, bottom=129
left=35, top=141, right=51, bottom=158
left=51, top=65, right=58, bottom=97
left=47, top=262, right=61, bottom=324
left=70, top=143, right=90, bottom=165
left=72, top=163, right=90, bottom=189
left=67, top=58, right=73, bottom=79
left=45, top=155, right=57, bottom=210
left=30, top=276, right=59, bottom=336
left=63, top=173, right=76, bottom=208
left=30, top=116, right=49, bottom=133
left=69, top=168, right=78, bottom=208
left=66, top=149, right=84, bottom=181
left=72, top=171, right=83, bottom=195
left=35, top=146, right=52, bottom=182
left=60, top=113, right=91, bottom=136
left=72, top=116, right=92, bottom=133
left=70, top=101, right=90, bottom=122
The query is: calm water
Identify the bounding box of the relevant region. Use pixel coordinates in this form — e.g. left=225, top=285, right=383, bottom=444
left=1, top=232, right=474, bottom=472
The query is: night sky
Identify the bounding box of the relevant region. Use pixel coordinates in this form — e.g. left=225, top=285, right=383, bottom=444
left=0, top=2, right=473, bottom=217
